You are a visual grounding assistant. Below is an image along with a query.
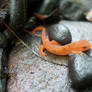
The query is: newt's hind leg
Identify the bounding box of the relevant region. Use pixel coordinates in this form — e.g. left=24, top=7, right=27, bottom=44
left=51, top=40, right=59, bottom=45
left=39, top=45, right=46, bottom=56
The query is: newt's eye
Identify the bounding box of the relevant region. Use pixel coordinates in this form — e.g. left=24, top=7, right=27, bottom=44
left=82, top=45, right=87, bottom=49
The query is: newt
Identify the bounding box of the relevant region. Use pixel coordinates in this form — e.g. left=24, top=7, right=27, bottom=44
left=26, top=27, right=91, bottom=56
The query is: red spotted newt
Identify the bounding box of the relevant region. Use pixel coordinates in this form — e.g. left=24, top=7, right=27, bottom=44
left=26, top=27, right=91, bottom=56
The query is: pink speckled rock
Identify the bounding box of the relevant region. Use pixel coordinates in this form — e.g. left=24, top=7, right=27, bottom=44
left=7, top=47, right=73, bottom=92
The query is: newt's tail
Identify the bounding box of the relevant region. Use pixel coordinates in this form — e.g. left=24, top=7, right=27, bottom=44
left=31, top=27, right=45, bottom=34
left=25, top=27, right=45, bottom=34
left=27, top=26, right=47, bottom=41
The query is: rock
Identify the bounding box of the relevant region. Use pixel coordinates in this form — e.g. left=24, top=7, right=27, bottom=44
left=58, top=0, right=84, bottom=20
left=59, top=21, right=92, bottom=42
left=54, top=0, right=92, bottom=20
left=68, top=54, right=92, bottom=90
left=7, top=45, right=74, bottom=92
left=47, top=23, right=72, bottom=45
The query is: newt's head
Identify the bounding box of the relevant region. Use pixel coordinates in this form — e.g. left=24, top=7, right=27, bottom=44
left=74, top=40, right=91, bottom=51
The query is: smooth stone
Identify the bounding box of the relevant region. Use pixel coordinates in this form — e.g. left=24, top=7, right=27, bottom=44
left=68, top=54, right=92, bottom=90
left=47, top=23, right=72, bottom=45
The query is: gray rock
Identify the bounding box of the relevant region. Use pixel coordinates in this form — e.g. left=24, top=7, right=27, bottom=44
left=69, top=54, right=92, bottom=90
left=59, top=0, right=84, bottom=20
left=58, top=0, right=92, bottom=20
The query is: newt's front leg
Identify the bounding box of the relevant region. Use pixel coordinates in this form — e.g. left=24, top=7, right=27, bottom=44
left=51, top=40, right=59, bottom=45
left=39, top=45, right=46, bottom=56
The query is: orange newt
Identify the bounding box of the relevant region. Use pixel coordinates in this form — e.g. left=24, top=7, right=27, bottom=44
left=27, top=27, right=91, bottom=56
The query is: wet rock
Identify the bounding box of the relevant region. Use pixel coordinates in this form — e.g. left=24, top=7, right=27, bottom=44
left=47, top=23, right=72, bottom=45
left=68, top=54, right=92, bottom=90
